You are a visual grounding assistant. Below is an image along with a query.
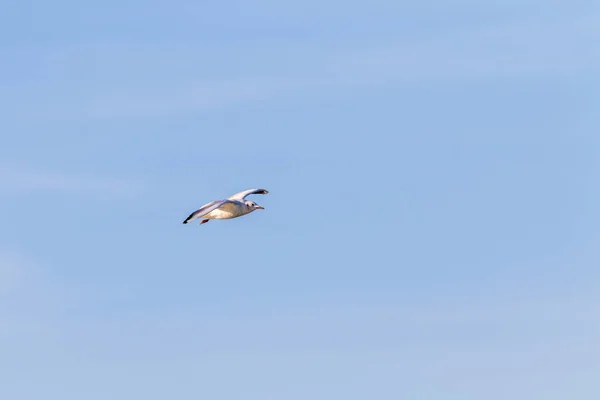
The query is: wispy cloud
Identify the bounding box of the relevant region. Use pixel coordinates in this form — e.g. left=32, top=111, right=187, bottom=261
left=6, top=11, right=598, bottom=122
left=93, top=13, right=600, bottom=117
left=0, top=165, right=142, bottom=198
left=85, top=78, right=292, bottom=118
left=0, top=249, right=70, bottom=339
left=0, top=250, right=27, bottom=297
left=322, top=14, right=599, bottom=86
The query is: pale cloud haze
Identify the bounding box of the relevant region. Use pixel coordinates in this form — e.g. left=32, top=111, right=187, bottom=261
left=0, top=165, right=143, bottom=197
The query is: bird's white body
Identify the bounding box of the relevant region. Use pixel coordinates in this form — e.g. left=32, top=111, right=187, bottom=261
left=204, top=208, right=236, bottom=220
left=202, top=201, right=249, bottom=219
left=183, top=188, right=268, bottom=225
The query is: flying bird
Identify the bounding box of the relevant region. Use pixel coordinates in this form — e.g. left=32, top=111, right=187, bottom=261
left=183, top=188, right=269, bottom=225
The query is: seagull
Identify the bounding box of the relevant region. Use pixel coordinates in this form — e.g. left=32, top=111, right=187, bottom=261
left=183, top=188, right=269, bottom=225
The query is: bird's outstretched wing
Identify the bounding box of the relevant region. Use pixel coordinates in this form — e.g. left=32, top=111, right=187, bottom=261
left=227, top=188, right=269, bottom=200
left=183, top=200, right=235, bottom=224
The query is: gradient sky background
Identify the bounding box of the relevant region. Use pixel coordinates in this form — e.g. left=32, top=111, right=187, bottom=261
left=1, top=1, right=599, bottom=399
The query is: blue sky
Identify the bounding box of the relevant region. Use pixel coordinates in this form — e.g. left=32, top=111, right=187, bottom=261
left=1, top=1, right=599, bottom=399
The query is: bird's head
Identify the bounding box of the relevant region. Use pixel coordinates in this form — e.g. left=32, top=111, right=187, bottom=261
left=245, top=200, right=265, bottom=211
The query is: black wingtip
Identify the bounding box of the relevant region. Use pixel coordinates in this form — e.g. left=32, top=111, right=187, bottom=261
left=183, top=220, right=188, bottom=224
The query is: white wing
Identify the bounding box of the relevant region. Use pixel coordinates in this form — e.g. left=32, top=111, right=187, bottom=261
left=227, top=188, right=269, bottom=200
left=183, top=200, right=237, bottom=224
